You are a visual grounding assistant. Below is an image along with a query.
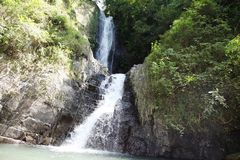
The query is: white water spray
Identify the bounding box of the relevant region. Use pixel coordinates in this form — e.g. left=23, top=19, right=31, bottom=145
left=94, top=0, right=106, bottom=11
left=95, top=0, right=115, bottom=71
left=57, top=74, right=125, bottom=152
left=53, top=0, right=123, bottom=153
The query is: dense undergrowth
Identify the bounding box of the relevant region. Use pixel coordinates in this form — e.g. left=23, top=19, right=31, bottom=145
left=0, top=0, right=89, bottom=75
left=0, top=0, right=96, bottom=104
left=107, top=0, right=192, bottom=72
left=110, top=0, right=240, bottom=133
left=146, top=0, right=240, bottom=133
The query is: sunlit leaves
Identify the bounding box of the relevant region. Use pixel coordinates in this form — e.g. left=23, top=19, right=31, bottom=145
left=226, top=35, right=240, bottom=63
left=143, top=0, right=240, bottom=132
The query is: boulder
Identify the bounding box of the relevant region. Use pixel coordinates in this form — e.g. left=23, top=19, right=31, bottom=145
left=28, top=100, right=57, bottom=124
left=22, top=117, right=50, bottom=133
left=0, top=136, right=25, bottom=144
left=0, top=124, right=24, bottom=139
left=25, top=135, right=35, bottom=144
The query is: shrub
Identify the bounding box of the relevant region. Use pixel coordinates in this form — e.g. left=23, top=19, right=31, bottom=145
left=143, top=0, right=240, bottom=133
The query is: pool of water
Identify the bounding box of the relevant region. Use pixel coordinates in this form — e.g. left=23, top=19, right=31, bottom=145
left=0, top=144, right=163, bottom=160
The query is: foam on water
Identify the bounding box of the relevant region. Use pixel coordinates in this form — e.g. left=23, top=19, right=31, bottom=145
left=54, top=74, right=125, bottom=152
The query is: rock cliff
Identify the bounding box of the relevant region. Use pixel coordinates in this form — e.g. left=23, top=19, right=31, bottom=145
left=0, top=1, right=107, bottom=145
left=116, top=64, right=240, bottom=160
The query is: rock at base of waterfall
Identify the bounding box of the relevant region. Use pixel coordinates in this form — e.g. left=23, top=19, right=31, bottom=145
left=60, top=74, right=125, bottom=149
left=119, top=64, right=240, bottom=160
left=0, top=136, right=25, bottom=144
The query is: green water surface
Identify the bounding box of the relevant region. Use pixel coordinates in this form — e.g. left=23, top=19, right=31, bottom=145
left=0, top=144, right=165, bottom=160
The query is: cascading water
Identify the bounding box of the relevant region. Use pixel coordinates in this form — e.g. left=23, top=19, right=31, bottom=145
left=55, top=0, right=124, bottom=153
left=95, top=0, right=115, bottom=72
left=58, top=74, right=125, bottom=152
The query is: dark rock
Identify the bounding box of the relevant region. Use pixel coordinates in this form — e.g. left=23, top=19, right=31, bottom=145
left=225, top=153, right=240, bottom=160
left=85, top=67, right=234, bottom=160
left=121, top=65, right=240, bottom=160
left=0, top=1, right=107, bottom=147
left=48, top=73, right=106, bottom=145
left=86, top=113, right=116, bottom=150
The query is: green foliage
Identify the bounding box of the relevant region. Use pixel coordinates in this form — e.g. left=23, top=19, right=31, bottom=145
left=87, top=9, right=99, bottom=51
left=50, top=12, right=87, bottom=58
left=0, top=0, right=88, bottom=71
left=161, top=0, right=232, bottom=49
left=107, top=0, right=192, bottom=72
left=217, top=0, right=240, bottom=34
left=0, top=0, right=93, bottom=109
left=226, top=36, right=240, bottom=63
left=106, top=0, right=240, bottom=132
left=143, top=0, right=240, bottom=133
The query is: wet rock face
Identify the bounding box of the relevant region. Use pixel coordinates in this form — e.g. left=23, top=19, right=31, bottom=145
left=119, top=65, right=240, bottom=160
left=84, top=67, right=232, bottom=160
left=0, top=0, right=108, bottom=149
left=85, top=74, right=143, bottom=153
left=0, top=70, right=106, bottom=145
left=51, top=73, right=106, bottom=145
left=98, top=72, right=222, bottom=160
left=0, top=1, right=108, bottom=145
left=86, top=113, right=116, bottom=150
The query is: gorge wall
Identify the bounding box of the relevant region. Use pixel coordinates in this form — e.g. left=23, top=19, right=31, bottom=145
left=0, top=0, right=107, bottom=145
left=119, top=65, right=240, bottom=160
left=102, top=0, right=240, bottom=159
left=84, top=64, right=240, bottom=160
left=0, top=1, right=240, bottom=160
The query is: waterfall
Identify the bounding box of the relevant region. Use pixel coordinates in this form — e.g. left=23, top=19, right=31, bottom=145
left=58, top=74, right=125, bottom=152
left=55, top=0, right=124, bottom=153
left=95, top=0, right=115, bottom=72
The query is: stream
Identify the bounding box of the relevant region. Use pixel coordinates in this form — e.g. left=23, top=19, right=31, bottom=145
left=0, top=144, right=162, bottom=160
